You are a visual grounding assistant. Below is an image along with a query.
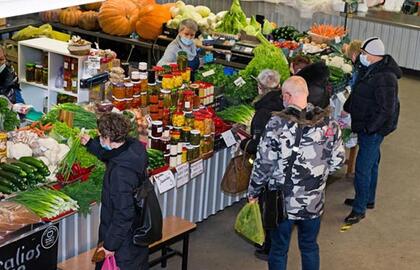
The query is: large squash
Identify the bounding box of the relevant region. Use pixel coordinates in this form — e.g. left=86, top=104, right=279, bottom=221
left=136, top=4, right=171, bottom=40
left=59, top=7, right=82, bottom=26
left=79, top=11, right=100, bottom=31
left=130, top=0, right=155, bottom=7
left=98, top=0, right=138, bottom=36
left=39, top=9, right=61, bottom=23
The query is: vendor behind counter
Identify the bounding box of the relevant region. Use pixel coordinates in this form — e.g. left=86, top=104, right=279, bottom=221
left=157, top=19, right=200, bottom=73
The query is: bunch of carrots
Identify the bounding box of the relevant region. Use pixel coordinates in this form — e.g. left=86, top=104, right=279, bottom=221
left=310, top=24, right=346, bottom=38
left=16, top=121, right=53, bottom=137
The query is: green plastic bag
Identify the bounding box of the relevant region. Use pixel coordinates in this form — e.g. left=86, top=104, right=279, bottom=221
left=234, top=202, right=265, bottom=245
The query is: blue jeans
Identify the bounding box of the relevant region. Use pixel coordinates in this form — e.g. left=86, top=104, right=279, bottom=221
left=269, top=217, right=321, bottom=270
left=353, top=132, right=384, bottom=214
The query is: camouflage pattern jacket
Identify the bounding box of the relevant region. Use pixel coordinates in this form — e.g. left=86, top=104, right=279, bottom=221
left=248, top=105, right=345, bottom=220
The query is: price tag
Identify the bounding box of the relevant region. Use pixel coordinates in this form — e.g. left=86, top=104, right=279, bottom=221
left=190, top=159, right=204, bottom=179
left=154, top=170, right=176, bottom=194
left=88, top=56, right=101, bottom=70
left=202, top=69, right=215, bottom=77
left=335, top=36, right=341, bottom=44
left=176, top=163, right=190, bottom=188
left=221, top=130, right=237, bottom=148
left=234, top=77, right=246, bottom=87
left=244, top=47, right=253, bottom=53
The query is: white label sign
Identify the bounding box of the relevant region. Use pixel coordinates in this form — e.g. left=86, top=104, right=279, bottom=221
left=176, top=163, right=190, bottom=188
left=202, top=69, right=215, bottom=77
left=244, top=47, right=253, bottom=54
left=234, top=77, right=246, bottom=87
left=222, top=130, right=237, bottom=148
left=190, top=159, right=204, bottom=179
left=335, top=36, right=341, bottom=44
left=154, top=170, right=176, bottom=194
left=88, top=56, right=101, bottom=70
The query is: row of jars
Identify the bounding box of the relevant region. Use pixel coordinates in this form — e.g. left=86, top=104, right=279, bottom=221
left=25, top=63, right=48, bottom=86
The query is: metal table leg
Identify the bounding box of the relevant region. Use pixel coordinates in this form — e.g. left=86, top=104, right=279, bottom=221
left=181, top=235, right=190, bottom=270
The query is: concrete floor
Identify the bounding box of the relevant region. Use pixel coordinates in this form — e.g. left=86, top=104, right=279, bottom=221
left=153, top=74, right=420, bottom=270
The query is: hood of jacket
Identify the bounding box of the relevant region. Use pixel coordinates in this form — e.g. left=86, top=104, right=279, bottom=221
left=254, top=90, right=284, bottom=111
left=368, top=55, right=402, bottom=79
left=274, top=104, right=331, bottom=127
left=296, top=61, right=330, bottom=85
left=104, top=138, right=146, bottom=174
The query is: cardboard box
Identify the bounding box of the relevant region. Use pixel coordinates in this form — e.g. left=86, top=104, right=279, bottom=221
left=0, top=18, right=6, bottom=27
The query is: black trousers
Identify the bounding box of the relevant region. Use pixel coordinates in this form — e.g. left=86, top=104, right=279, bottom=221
left=95, top=239, right=149, bottom=270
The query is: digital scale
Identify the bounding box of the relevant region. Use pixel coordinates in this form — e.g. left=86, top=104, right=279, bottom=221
left=231, top=41, right=259, bottom=56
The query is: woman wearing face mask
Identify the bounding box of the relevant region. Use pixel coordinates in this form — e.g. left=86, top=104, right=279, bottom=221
left=157, top=19, right=199, bottom=71
left=80, top=112, right=149, bottom=270
left=0, top=46, right=24, bottom=104
left=342, top=40, right=363, bottom=88
left=239, top=69, right=283, bottom=261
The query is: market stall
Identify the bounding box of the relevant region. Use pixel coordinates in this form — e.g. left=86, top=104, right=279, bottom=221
left=0, top=0, right=367, bottom=267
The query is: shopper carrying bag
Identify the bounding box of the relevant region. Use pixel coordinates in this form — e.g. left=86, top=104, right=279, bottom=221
left=101, top=256, right=120, bottom=270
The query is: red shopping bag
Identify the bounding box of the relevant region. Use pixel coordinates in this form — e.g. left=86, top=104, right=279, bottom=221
left=101, top=256, right=120, bottom=270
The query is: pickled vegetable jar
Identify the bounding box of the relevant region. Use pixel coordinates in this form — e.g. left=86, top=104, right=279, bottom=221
left=160, top=89, right=172, bottom=108
left=190, top=130, right=201, bottom=146
left=112, top=83, right=125, bottom=99
left=173, top=72, right=183, bottom=88
left=125, top=82, right=134, bottom=98
left=35, top=65, right=43, bottom=84
left=112, top=97, right=126, bottom=111
left=181, top=126, right=191, bottom=143
left=162, top=74, right=174, bottom=90
left=194, top=116, right=205, bottom=135
left=172, top=112, right=185, bottom=127
left=183, top=90, right=194, bottom=112
left=42, top=67, right=48, bottom=86
left=25, top=63, right=35, bottom=82
left=177, top=51, right=188, bottom=71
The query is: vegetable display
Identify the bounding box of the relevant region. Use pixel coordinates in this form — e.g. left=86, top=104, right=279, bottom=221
left=216, top=0, right=247, bottom=34
left=217, top=105, right=255, bottom=127
left=272, top=26, right=304, bottom=41
left=43, top=103, right=97, bottom=129
left=0, top=201, right=41, bottom=237
left=58, top=136, right=82, bottom=182
left=147, top=149, right=166, bottom=171
left=78, top=11, right=100, bottom=31
left=11, top=188, right=79, bottom=219
left=0, top=97, right=19, bottom=132
left=98, top=0, right=139, bottom=36
left=223, top=76, right=257, bottom=106
left=309, top=24, right=346, bottom=38
left=195, top=64, right=230, bottom=87
left=59, top=7, right=83, bottom=26
left=135, top=4, right=172, bottom=40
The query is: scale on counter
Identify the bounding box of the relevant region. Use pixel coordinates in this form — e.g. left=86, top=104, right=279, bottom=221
left=212, top=36, right=236, bottom=50
left=231, top=41, right=258, bottom=55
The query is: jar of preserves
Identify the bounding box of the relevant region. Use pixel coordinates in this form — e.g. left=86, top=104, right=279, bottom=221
left=112, top=97, right=126, bottom=111
left=169, top=63, right=178, bottom=72
left=173, top=72, right=183, bottom=88
left=186, top=144, right=194, bottom=162
left=177, top=51, right=188, bottom=71
left=181, top=126, right=191, bottom=143
left=193, top=145, right=200, bottom=160
left=184, top=113, right=194, bottom=128
left=194, top=116, right=205, bottom=135
left=149, top=104, right=159, bottom=114
left=160, top=89, right=172, bottom=108
left=183, top=67, right=192, bottom=83
left=170, top=155, right=177, bottom=168
left=151, top=136, right=161, bottom=150
left=112, top=83, right=125, bottom=99
left=125, top=97, right=133, bottom=109
left=71, top=76, right=78, bottom=93
left=162, top=108, right=170, bottom=127
left=132, top=81, right=141, bottom=95
left=42, top=67, right=48, bottom=86
left=171, top=130, right=181, bottom=141
left=183, top=90, right=194, bottom=112
left=172, top=112, right=185, bottom=127
left=190, top=130, right=201, bottom=146
left=202, top=134, right=213, bottom=154
left=164, top=153, right=170, bottom=164
left=131, top=71, right=141, bottom=82
left=140, top=74, right=148, bottom=93
left=35, top=65, right=43, bottom=84
left=71, top=58, right=78, bottom=76
left=160, top=136, right=171, bottom=154
left=125, top=82, right=134, bottom=98
left=152, top=120, right=163, bottom=137
left=140, top=93, right=148, bottom=108
left=193, top=96, right=201, bottom=110
left=25, top=63, right=35, bottom=82
left=182, top=147, right=188, bottom=163
left=132, top=94, right=141, bottom=108
left=162, top=74, right=174, bottom=90
left=64, top=56, right=71, bottom=71
left=153, top=66, right=165, bottom=82
left=204, top=115, right=214, bottom=135
left=138, top=62, right=148, bottom=76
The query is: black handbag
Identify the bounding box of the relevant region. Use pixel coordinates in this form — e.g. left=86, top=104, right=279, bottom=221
left=132, top=172, right=163, bottom=247
left=263, top=125, right=303, bottom=229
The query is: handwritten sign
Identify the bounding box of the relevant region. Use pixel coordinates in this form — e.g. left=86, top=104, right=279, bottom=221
left=154, top=170, right=176, bottom=194
left=222, top=130, right=237, bottom=148
left=202, top=69, right=215, bottom=77
left=176, top=163, right=190, bottom=188
left=190, top=159, right=204, bottom=179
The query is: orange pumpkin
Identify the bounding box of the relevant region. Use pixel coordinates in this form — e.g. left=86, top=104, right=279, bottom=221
left=79, top=11, right=100, bottom=31
left=81, top=2, right=102, bottom=11
left=98, top=0, right=138, bottom=36
left=161, top=3, right=175, bottom=10
left=130, top=0, right=155, bottom=7
left=59, top=7, right=82, bottom=26
left=136, top=4, right=171, bottom=40
left=39, top=9, right=61, bottom=23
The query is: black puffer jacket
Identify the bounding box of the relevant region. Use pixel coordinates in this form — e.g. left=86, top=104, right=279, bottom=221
left=0, top=64, right=20, bottom=103
left=297, top=61, right=330, bottom=108
left=86, top=137, right=149, bottom=270
left=240, top=90, right=284, bottom=155
left=343, top=55, right=402, bottom=136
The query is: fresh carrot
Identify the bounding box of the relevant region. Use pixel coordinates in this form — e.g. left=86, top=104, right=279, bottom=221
left=30, top=121, right=38, bottom=128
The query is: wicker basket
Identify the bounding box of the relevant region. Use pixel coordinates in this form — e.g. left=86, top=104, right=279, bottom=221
left=308, top=31, right=336, bottom=45
left=68, top=44, right=91, bottom=56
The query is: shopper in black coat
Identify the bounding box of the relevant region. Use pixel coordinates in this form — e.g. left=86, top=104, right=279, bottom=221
left=81, top=113, right=149, bottom=270
left=296, top=61, right=330, bottom=108
left=342, top=37, right=402, bottom=225
left=0, top=47, right=24, bottom=103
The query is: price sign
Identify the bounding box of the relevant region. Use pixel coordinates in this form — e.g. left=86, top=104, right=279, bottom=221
left=88, top=56, right=101, bottom=70
left=190, top=159, right=204, bottom=179
left=176, top=163, right=190, bottom=188
left=222, top=130, right=237, bottom=148
left=244, top=47, right=253, bottom=54
left=202, top=69, right=215, bottom=77
left=234, top=77, right=246, bottom=87
left=154, top=170, right=176, bottom=194
left=335, top=36, right=341, bottom=44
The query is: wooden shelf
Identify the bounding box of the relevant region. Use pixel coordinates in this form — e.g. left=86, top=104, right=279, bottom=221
left=50, top=88, right=78, bottom=97
left=20, top=79, right=48, bottom=90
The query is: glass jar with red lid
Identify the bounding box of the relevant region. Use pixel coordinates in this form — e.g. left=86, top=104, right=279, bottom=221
left=169, top=63, right=178, bottom=72
left=183, top=90, right=194, bottom=112
left=112, top=97, right=126, bottom=111
left=172, top=71, right=183, bottom=88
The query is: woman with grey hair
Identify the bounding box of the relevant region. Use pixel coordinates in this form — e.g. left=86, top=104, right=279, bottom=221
left=157, top=19, right=199, bottom=72
left=240, top=69, right=283, bottom=261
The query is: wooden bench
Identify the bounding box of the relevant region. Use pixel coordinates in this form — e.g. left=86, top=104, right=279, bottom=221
left=58, top=216, right=196, bottom=270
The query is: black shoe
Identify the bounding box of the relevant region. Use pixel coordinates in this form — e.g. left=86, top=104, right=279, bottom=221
left=344, top=211, right=366, bottom=224
left=254, top=249, right=269, bottom=261
left=344, top=198, right=375, bottom=209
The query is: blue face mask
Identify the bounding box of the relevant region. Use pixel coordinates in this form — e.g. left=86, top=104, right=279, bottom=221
left=101, top=142, right=112, bottom=151
left=180, top=36, right=193, bottom=46
left=360, top=54, right=371, bottom=67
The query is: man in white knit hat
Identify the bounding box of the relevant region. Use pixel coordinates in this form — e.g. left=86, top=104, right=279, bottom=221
left=343, top=37, right=402, bottom=224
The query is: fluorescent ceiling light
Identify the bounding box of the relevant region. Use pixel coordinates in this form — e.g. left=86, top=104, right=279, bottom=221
left=0, top=0, right=104, bottom=18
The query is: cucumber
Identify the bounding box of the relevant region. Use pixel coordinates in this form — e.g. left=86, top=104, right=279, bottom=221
left=0, top=170, right=26, bottom=190
left=0, top=164, right=27, bottom=178
left=14, top=161, right=38, bottom=174
left=0, top=177, right=18, bottom=192
left=19, top=157, right=50, bottom=176
left=0, top=184, right=13, bottom=194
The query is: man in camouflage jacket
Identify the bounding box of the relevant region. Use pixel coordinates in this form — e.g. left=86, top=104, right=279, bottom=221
left=248, top=76, right=345, bottom=270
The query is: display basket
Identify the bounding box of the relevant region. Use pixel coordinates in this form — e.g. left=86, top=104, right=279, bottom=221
left=308, top=31, right=343, bottom=45
left=68, top=43, right=91, bottom=56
